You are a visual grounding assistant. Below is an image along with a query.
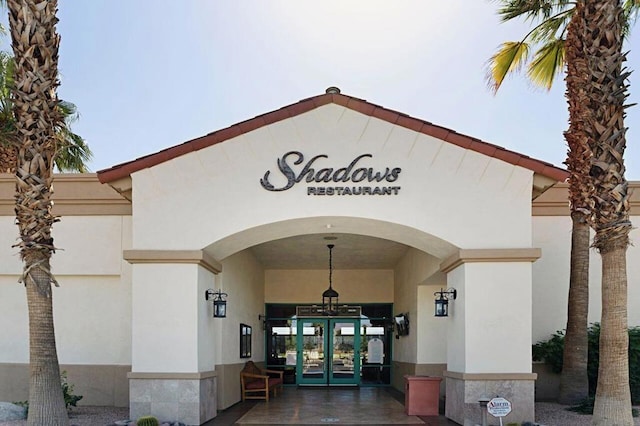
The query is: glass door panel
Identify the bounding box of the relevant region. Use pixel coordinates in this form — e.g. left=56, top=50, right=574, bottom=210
left=360, top=322, right=389, bottom=385
left=297, top=319, right=327, bottom=385
left=266, top=320, right=297, bottom=384
left=329, top=319, right=360, bottom=385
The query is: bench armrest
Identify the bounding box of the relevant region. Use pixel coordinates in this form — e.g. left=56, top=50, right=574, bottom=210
left=241, top=372, right=268, bottom=380
left=262, top=369, right=284, bottom=379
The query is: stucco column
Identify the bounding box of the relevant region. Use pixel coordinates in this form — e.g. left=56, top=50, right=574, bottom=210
left=124, top=250, right=221, bottom=425
left=440, top=249, right=540, bottom=426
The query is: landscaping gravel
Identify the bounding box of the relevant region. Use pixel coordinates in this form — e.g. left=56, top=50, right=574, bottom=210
left=535, top=402, right=640, bottom=426
left=0, top=406, right=129, bottom=426
left=0, top=403, right=639, bottom=425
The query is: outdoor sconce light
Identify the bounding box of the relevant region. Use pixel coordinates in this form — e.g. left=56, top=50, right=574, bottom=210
left=205, top=289, right=228, bottom=318
left=434, top=288, right=457, bottom=317
left=322, top=244, right=339, bottom=316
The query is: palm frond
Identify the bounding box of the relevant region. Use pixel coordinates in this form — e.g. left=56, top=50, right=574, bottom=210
left=494, top=0, right=574, bottom=22
left=622, top=0, right=640, bottom=37
left=0, top=53, right=16, bottom=148
left=529, top=10, right=573, bottom=41
left=486, top=41, right=530, bottom=93
left=54, top=99, right=92, bottom=172
left=57, top=100, right=80, bottom=124
left=54, top=129, right=92, bottom=172
left=527, top=38, right=566, bottom=90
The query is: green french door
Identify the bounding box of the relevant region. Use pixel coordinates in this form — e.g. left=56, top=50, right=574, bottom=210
left=296, top=318, right=361, bottom=386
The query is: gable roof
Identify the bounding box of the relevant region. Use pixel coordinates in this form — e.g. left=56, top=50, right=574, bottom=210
left=97, top=90, right=569, bottom=185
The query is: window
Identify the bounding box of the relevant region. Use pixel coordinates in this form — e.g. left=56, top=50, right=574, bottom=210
left=240, top=324, right=252, bottom=358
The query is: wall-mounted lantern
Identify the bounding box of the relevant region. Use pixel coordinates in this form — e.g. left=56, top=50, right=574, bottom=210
left=258, top=314, right=267, bottom=331
left=205, top=289, right=228, bottom=318
left=434, top=288, right=457, bottom=317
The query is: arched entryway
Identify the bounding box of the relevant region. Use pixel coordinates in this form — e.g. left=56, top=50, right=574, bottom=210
left=99, top=91, right=562, bottom=425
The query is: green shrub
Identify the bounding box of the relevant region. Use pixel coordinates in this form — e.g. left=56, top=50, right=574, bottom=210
left=60, top=371, right=83, bottom=411
left=136, top=415, right=160, bottom=426
left=533, top=323, right=640, bottom=404
left=13, top=400, right=28, bottom=416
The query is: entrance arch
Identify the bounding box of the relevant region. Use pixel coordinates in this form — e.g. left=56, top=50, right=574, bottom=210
left=204, top=216, right=458, bottom=261
left=100, top=91, right=565, bottom=425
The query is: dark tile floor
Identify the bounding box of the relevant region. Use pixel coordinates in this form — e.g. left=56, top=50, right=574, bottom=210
left=204, top=387, right=459, bottom=425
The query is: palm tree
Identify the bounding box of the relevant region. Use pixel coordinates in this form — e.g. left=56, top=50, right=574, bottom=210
left=0, top=52, right=91, bottom=173
left=487, top=0, right=592, bottom=405
left=582, top=0, right=634, bottom=423
left=7, top=0, right=69, bottom=424
left=486, top=0, right=638, bottom=405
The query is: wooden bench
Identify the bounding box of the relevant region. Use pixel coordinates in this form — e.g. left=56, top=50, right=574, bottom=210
left=240, top=361, right=284, bottom=402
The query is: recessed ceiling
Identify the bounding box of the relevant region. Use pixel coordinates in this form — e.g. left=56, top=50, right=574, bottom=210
left=249, top=233, right=410, bottom=269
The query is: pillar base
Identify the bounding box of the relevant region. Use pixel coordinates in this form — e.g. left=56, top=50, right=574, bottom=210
left=444, top=371, right=536, bottom=426
left=128, top=371, right=217, bottom=425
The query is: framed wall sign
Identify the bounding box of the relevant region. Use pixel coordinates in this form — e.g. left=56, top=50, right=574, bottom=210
left=240, top=323, right=252, bottom=358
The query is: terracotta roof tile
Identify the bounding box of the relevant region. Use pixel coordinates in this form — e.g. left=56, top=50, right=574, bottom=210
left=493, top=149, right=521, bottom=165
left=469, top=141, right=498, bottom=157
left=238, top=116, right=266, bottom=134
left=97, top=90, right=568, bottom=184
left=262, top=107, right=291, bottom=125
left=312, top=94, right=333, bottom=108
left=332, top=94, right=350, bottom=107
left=190, top=135, right=217, bottom=151
left=421, top=124, right=451, bottom=141
left=214, top=125, right=243, bottom=143
left=345, top=98, right=375, bottom=115
left=517, top=156, right=544, bottom=173
left=445, top=132, right=474, bottom=149
left=371, top=107, right=400, bottom=124
left=396, top=115, right=424, bottom=133
left=287, top=98, right=317, bottom=117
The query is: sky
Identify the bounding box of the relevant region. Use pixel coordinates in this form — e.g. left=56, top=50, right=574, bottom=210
left=2, top=1, right=639, bottom=177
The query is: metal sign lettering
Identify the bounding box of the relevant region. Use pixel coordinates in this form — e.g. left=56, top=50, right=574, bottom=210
left=261, top=151, right=402, bottom=196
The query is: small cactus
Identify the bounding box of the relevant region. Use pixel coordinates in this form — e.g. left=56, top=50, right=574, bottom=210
left=136, top=415, right=160, bottom=426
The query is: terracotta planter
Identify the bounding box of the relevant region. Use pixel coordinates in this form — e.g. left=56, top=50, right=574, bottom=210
left=404, top=375, right=442, bottom=416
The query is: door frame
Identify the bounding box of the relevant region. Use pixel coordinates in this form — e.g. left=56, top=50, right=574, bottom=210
left=296, top=317, right=361, bottom=386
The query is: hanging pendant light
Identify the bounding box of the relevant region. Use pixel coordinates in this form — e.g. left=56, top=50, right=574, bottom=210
left=322, top=244, right=339, bottom=316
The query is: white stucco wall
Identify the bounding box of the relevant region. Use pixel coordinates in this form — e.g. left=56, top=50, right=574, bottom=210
left=131, top=263, right=212, bottom=372
left=217, top=249, right=265, bottom=365
left=265, top=269, right=393, bottom=304
left=393, top=248, right=444, bottom=364
left=417, top=285, right=448, bottom=364
left=129, top=104, right=535, bottom=260
left=532, top=215, right=640, bottom=343
left=447, top=262, right=533, bottom=373
left=0, top=216, right=132, bottom=365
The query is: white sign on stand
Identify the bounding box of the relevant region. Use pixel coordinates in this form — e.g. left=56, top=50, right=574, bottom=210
left=487, top=397, right=512, bottom=426
left=367, top=338, right=384, bottom=364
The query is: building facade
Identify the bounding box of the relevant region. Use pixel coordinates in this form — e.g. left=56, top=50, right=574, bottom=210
left=1, top=90, right=639, bottom=425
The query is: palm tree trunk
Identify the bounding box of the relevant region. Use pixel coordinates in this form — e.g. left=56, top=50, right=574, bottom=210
left=581, top=0, right=633, bottom=424
left=25, top=258, right=68, bottom=425
left=560, top=2, right=592, bottom=404
left=7, top=0, right=69, bottom=424
left=593, top=248, right=632, bottom=425
left=559, top=214, right=590, bottom=404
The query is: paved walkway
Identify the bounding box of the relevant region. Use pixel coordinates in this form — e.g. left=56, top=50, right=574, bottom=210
left=205, top=387, right=459, bottom=425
